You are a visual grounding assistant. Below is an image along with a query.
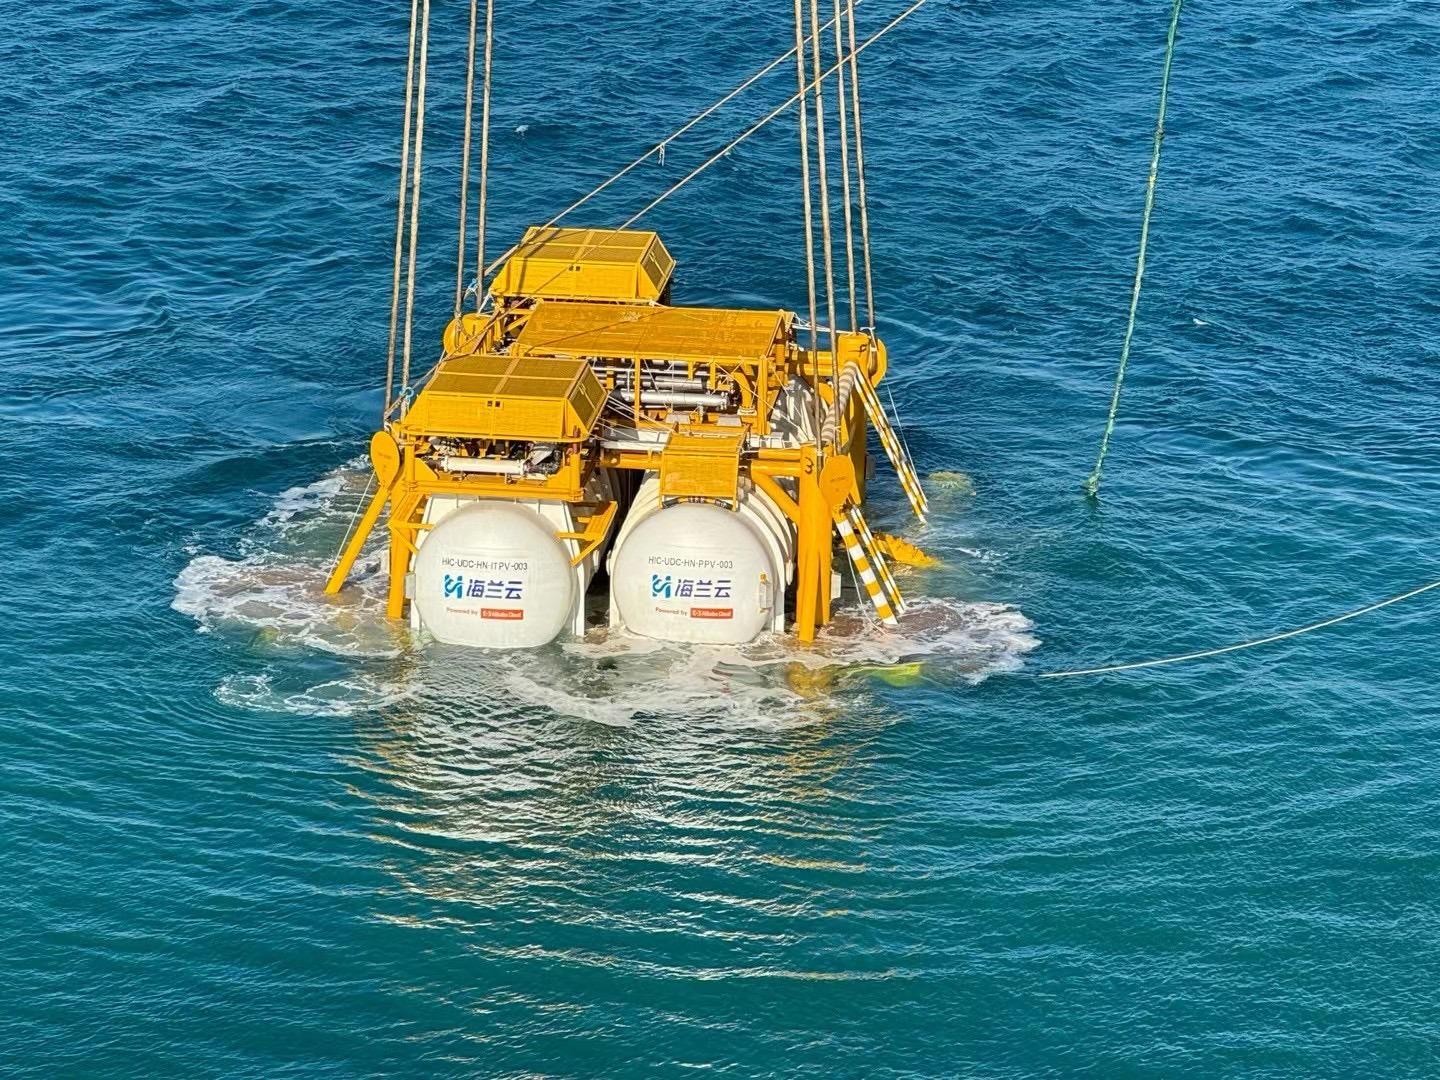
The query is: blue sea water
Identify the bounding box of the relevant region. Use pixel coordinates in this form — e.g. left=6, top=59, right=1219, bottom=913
left=5, top=0, right=1440, bottom=1074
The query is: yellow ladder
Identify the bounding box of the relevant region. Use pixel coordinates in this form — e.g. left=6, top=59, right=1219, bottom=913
left=833, top=502, right=905, bottom=626
left=854, top=375, right=928, bottom=524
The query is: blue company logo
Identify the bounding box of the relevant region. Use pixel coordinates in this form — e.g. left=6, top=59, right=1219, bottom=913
left=443, top=575, right=524, bottom=601
left=650, top=575, right=733, bottom=600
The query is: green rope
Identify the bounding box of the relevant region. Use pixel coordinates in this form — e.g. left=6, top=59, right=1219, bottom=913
left=1084, top=0, right=1185, bottom=499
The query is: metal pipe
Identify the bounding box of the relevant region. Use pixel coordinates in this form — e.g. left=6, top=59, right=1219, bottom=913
left=616, top=390, right=730, bottom=409
left=595, top=363, right=696, bottom=379
left=438, top=455, right=526, bottom=475
left=615, top=377, right=706, bottom=392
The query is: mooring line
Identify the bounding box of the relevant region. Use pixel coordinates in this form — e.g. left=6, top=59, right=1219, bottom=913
left=1037, top=578, right=1440, bottom=679
left=1083, top=0, right=1184, bottom=498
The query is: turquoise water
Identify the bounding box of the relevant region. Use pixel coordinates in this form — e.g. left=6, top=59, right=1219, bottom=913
left=6, top=0, right=1440, bottom=1074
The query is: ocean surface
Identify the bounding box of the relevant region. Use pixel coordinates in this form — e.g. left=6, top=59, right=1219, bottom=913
left=5, top=0, right=1440, bottom=1075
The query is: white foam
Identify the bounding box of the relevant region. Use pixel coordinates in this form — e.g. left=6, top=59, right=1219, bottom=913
left=173, top=461, right=399, bottom=660
left=176, top=461, right=1038, bottom=718
left=215, top=671, right=410, bottom=717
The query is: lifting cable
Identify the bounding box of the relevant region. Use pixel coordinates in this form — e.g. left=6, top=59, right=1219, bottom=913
left=792, top=0, right=826, bottom=450
left=411, top=0, right=926, bottom=417
left=466, top=1, right=927, bottom=348
left=398, top=0, right=433, bottom=406
left=480, top=0, right=927, bottom=328
left=615, top=0, right=928, bottom=232
left=845, top=0, right=877, bottom=328
left=480, top=1, right=871, bottom=278
left=475, top=0, right=495, bottom=311
left=453, top=0, right=495, bottom=316
left=383, top=0, right=423, bottom=420
left=1038, top=578, right=1440, bottom=679
left=1083, top=0, right=1184, bottom=498
left=806, top=0, right=843, bottom=401
left=831, top=0, right=860, bottom=331
left=453, top=0, right=480, bottom=319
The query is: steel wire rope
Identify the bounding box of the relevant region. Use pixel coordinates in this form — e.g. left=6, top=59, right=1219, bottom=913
left=467, top=2, right=929, bottom=336
left=479, top=0, right=872, bottom=279
left=616, top=0, right=928, bottom=231
left=807, top=0, right=843, bottom=411
left=792, top=0, right=826, bottom=452
left=832, top=0, right=860, bottom=330
left=475, top=0, right=495, bottom=311
left=454, top=0, right=480, bottom=318
left=383, top=0, right=423, bottom=419
left=393, top=4, right=929, bottom=429
left=398, top=0, right=434, bottom=401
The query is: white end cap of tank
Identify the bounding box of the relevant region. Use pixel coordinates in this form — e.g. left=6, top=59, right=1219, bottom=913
left=610, top=502, right=779, bottom=645
left=412, top=502, right=575, bottom=648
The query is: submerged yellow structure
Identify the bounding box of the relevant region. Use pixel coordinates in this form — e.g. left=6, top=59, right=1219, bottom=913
left=326, top=226, right=927, bottom=648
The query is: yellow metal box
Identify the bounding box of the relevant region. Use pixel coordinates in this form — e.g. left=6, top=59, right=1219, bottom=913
left=491, top=227, right=675, bottom=304
left=659, top=429, right=746, bottom=504
left=401, top=355, right=606, bottom=442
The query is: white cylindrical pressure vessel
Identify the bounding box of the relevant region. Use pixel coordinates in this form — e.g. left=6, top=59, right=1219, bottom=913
left=608, top=476, right=794, bottom=645
left=411, top=501, right=576, bottom=648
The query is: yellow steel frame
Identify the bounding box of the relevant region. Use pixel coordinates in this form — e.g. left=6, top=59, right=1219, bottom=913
left=328, top=227, right=908, bottom=645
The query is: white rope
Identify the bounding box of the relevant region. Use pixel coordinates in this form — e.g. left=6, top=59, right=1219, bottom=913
left=481, top=1, right=870, bottom=277
left=475, top=0, right=495, bottom=309
left=383, top=0, right=422, bottom=419
left=454, top=0, right=480, bottom=318
left=617, top=0, right=929, bottom=232
left=399, top=0, right=432, bottom=401
left=845, top=0, right=877, bottom=327
left=1038, top=579, right=1440, bottom=679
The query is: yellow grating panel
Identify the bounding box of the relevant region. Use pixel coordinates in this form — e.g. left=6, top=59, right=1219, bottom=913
left=428, top=372, right=505, bottom=395
left=514, top=301, right=786, bottom=365
left=401, top=355, right=606, bottom=442
left=660, top=429, right=746, bottom=503
left=491, top=226, right=675, bottom=303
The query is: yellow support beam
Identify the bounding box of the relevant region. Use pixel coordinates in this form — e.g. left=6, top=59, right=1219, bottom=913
left=325, top=431, right=402, bottom=596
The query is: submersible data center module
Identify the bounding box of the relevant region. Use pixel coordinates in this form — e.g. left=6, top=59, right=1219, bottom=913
left=325, top=226, right=931, bottom=649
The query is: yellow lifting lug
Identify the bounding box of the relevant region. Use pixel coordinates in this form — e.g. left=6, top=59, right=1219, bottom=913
left=323, top=429, right=403, bottom=596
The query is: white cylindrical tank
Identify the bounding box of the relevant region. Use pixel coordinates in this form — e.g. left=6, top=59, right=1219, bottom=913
left=608, top=476, right=794, bottom=645
left=410, top=471, right=618, bottom=648
left=411, top=501, right=577, bottom=648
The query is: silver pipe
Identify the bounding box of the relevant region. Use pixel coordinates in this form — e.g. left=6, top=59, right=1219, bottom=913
left=613, top=376, right=706, bottom=392
left=439, top=455, right=525, bottom=475
left=617, top=389, right=729, bottom=408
